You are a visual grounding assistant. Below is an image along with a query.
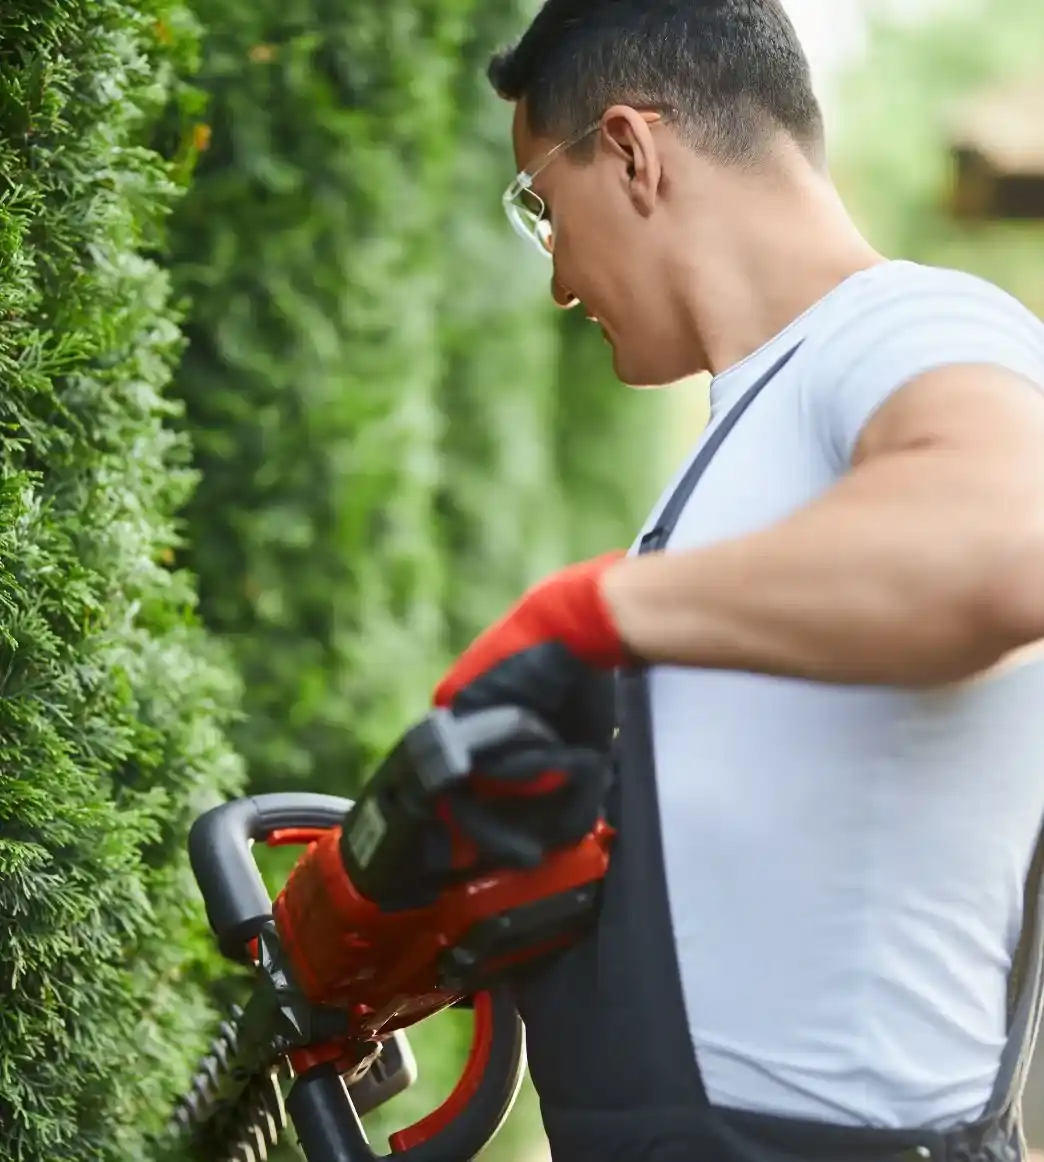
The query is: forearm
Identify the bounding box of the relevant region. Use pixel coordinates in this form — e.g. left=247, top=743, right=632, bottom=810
left=601, top=449, right=1044, bottom=687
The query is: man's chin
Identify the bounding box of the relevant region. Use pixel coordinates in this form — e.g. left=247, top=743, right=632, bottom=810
left=610, top=348, right=682, bottom=390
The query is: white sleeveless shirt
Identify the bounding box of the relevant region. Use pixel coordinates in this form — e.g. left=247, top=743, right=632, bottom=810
left=635, top=260, right=1044, bottom=1129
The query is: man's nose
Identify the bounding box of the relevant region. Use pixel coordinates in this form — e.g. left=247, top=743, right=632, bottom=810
left=551, top=271, right=579, bottom=310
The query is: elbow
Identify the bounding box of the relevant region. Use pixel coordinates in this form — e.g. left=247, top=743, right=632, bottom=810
left=974, top=529, right=1044, bottom=658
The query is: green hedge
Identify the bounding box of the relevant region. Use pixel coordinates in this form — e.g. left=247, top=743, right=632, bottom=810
left=0, top=3, right=246, bottom=1160
left=0, top=0, right=666, bottom=1158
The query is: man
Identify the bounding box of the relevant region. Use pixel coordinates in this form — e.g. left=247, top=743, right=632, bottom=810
left=430, top=1, right=1044, bottom=1160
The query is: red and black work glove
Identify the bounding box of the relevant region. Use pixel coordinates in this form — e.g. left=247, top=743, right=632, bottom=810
left=431, top=551, right=629, bottom=873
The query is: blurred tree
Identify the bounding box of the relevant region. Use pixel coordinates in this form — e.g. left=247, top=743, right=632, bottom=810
left=161, top=0, right=667, bottom=1157
left=830, top=0, right=1044, bottom=310
left=433, top=4, right=668, bottom=642
left=165, top=0, right=464, bottom=798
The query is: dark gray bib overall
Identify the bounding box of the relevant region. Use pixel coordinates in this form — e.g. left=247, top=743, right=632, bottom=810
left=512, top=343, right=1044, bottom=1162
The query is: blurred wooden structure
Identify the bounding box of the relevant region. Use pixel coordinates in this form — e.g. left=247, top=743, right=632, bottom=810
left=948, top=80, right=1044, bottom=220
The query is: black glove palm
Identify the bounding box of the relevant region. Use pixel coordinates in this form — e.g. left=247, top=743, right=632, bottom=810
left=435, top=645, right=617, bottom=872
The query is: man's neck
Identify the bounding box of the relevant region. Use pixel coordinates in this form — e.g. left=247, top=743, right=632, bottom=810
left=676, top=172, right=887, bottom=376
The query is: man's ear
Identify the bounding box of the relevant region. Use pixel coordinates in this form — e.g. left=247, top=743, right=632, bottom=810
left=599, top=105, right=664, bottom=214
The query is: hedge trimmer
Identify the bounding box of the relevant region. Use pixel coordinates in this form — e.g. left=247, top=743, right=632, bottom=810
left=165, top=705, right=613, bottom=1161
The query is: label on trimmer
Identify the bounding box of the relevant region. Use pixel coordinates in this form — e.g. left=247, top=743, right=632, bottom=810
left=345, top=797, right=387, bottom=869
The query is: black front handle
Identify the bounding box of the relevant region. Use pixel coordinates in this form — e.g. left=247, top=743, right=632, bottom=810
left=188, top=791, right=355, bottom=962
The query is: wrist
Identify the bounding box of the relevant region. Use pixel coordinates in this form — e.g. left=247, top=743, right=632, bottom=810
left=595, top=552, right=648, bottom=668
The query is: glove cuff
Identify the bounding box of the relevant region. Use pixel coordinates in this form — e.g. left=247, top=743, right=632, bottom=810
left=528, top=549, right=629, bottom=670
left=577, top=550, right=631, bottom=669
left=434, top=550, right=631, bottom=710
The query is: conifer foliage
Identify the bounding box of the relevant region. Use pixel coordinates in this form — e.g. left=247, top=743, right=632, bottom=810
left=0, top=2, right=670, bottom=1159
left=0, top=3, right=245, bottom=1158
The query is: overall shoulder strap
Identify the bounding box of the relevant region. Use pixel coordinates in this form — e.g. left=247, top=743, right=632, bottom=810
left=639, top=342, right=803, bottom=554
left=985, top=814, right=1044, bottom=1129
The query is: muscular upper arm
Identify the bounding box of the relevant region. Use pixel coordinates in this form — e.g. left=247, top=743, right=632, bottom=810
left=845, top=361, right=1044, bottom=659
left=852, top=362, right=1044, bottom=472
left=803, top=272, right=1044, bottom=644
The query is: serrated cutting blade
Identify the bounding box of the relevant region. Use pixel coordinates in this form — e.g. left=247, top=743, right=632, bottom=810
left=167, top=1002, right=290, bottom=1162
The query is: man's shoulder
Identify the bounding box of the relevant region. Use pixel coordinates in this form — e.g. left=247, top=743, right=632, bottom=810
left=798, top=259, right=1044, bottom=469
left=810, top=259, right=1044, bottom=346
left=798, top=259, right=1044, bottom=384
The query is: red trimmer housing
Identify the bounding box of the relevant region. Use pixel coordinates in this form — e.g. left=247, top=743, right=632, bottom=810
left=182, top=706, right=613, bottom=1162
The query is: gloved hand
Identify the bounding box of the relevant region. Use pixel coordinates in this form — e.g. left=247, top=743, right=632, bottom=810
left=434, top=550, right=629, bottom=741
left=433, top=551, right=629, bottom=871
left=275, top=557, right=631, bottom=1004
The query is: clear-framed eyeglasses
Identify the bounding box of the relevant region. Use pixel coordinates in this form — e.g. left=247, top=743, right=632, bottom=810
left=501, top=107, right=676, bottom=260
left=502, top=120, right=601, bottom=259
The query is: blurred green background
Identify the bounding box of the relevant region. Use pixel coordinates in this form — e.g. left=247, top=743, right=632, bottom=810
left=1, top=0, right=1042, bottom=1160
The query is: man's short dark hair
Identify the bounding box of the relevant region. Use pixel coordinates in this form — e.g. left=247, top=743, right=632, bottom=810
left=488, top=0, right=825, bottom=167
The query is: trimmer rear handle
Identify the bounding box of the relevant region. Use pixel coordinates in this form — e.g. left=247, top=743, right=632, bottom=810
left=339, top=705, right=560, bottom=910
